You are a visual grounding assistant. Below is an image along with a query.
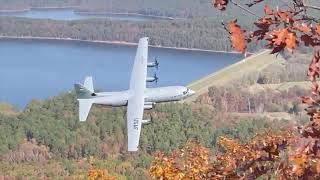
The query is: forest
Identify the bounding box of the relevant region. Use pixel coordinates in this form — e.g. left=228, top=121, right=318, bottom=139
left=1, top=0, right=318, bottom=19
left=148, top=0, right=320, bottom=178
left=0, top=17, right=256, bottom=52
left=0, top=90, right=294, bottom=178
left=0, top=0, right=277, bottom=19
left=0, top=47, right=312, bottom=177
left=1, top=1, right=318, bottom=53
left=1, top=0, right=320, bottom=178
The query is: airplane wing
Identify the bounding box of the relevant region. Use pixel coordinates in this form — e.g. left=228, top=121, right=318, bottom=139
left=127, top=37, right=149, bottom=151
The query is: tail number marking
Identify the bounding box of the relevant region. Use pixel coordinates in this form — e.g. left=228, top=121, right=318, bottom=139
left=133, top=118, right=139, bottom=130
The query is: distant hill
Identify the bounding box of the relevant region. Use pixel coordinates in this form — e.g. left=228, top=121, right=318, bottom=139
left=4, top=0, right=319, bottom=22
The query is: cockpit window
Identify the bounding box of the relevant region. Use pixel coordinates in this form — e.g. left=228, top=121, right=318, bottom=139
left=183, top=89, right=189, bottom=95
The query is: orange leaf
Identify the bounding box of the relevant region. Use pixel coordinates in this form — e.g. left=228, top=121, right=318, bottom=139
left=213, top=0, right=229, bottom=10
left=266, top=28, right=298, bottom=53
left=315, top=24, right=320, bottom=36
left=285, top=32, right=297, bottom=52
left=264, top=5, right=273, bottom=15
left=227, top=20, right=247, bottom=53
left=291, top=154, right=308, bottom=176
left=273, top=28, right=289, bottom=45
left=317, top=161, right=320, bottom=174
left=276, top=10, right=293, bottom=24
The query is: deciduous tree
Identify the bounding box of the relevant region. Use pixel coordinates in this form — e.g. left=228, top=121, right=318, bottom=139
left=150, top=0, right=320, bottom=179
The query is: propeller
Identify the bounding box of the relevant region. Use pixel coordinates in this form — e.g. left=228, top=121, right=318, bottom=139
left=147, top=57, right=159, bottom=69
left=153, top=72, right=159, bottom=84
left=154, top=57, right=159, bottom=69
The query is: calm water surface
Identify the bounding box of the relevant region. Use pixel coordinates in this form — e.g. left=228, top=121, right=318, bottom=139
left=0, top=40, right=242, bottom=107
left=0, top=9, right=165, bottom=21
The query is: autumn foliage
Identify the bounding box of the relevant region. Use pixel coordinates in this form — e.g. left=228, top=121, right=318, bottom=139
left=225, top=19, right=247, bottom=53
left=217, top=1, right=320, bottom=54
left=213, top=0, right=229, bottom=10
left=149, top=141, right=211, bottom=179
left=87, top=169, right=116, bottom=180
left=150, top=0, right=320, bottom=179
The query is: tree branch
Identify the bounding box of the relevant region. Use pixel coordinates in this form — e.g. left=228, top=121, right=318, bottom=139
left=304, top=4, right=320, bottom=10
left=303, top=0, right=320, bottom=10
left=279, top=0, right=295, bottom=10
left=229, top=0, right=259, bottom=17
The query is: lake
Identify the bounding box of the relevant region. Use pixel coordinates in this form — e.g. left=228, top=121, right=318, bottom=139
left=0, top=39, right=242, bottom=107
left=0, top=9, right=168, bottom=21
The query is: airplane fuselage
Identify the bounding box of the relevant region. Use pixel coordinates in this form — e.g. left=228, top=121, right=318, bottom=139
left=90, top=86, right=194, bottom=107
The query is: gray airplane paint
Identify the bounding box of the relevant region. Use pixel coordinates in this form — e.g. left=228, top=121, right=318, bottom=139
left=75, top=84, right=194, bottom=107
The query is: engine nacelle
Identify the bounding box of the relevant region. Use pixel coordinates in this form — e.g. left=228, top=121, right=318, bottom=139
left=147, top=62, right=157, bottom=67
left=144, top=104, right=153, bottom=110
left=146, top=77, right=156, bottom=82
left=147, top=73, right=159, bottom=83
left=142, top=119, right=151, bottom=124
left=144, top=102, right=155, bottom=110
left=147, top=59, right=159, bottom=69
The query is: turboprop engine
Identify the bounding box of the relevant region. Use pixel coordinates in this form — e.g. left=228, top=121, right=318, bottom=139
left=144, top=102, right=155, bottom=110
left=146, top=73, right=158, bottom=83
left=147, top=58, right=159, bottom=69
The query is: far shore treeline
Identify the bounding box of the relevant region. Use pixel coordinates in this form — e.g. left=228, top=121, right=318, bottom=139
left=0, top=0, right=263, bottom=19
left=0, top=17, right=262, bottom=52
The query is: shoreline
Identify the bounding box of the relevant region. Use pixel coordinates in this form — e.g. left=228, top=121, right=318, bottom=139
left=0, top=7, right=177, bottom=20
left=0, top=36, right=244, bottom=54
left=30, top=6, right=80, bottom=10
left=0, top=7, right=79, bottom=13
left=74, top=11, right=175, bottom=20
left=0, top=9, right=29, bottom=13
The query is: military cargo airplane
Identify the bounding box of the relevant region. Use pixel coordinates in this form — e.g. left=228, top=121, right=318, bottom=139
left=74, top=37, right=195, bottom=151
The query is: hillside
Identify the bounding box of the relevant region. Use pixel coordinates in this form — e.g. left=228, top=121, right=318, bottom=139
left=187, top=50, right=285, bottom=101
left=0, top=90, right=291, bottom=178
left=0, top=48, right=313, bottom=179
left=0, top=49, right=311, bottom=178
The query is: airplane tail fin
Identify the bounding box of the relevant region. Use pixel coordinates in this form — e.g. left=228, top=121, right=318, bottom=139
left=74, top=76, right=95, bottom=121
left=84, top=76, right=94, bottom=93
left=74, top=76, right=95, bottom=99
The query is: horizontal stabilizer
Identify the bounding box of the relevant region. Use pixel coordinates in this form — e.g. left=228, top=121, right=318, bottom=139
left=78, top=99, right=93, bottom=121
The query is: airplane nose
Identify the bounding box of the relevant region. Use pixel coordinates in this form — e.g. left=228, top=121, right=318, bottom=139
left=189, top=90, right=195, bottom=96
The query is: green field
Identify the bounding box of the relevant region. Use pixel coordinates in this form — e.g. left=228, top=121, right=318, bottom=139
left=187, top=50, right=285, bottom=102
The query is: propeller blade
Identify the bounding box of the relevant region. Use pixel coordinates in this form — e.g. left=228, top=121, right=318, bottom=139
left=154, top=73, right=158, bottom=85
left=155, top=57, right=159, bottom=69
